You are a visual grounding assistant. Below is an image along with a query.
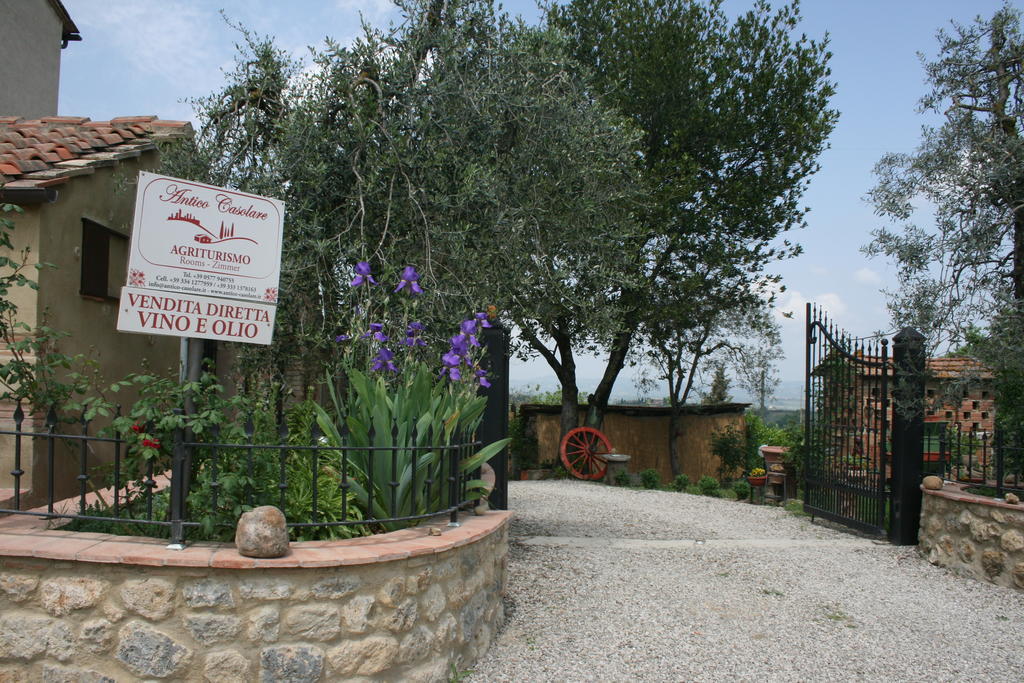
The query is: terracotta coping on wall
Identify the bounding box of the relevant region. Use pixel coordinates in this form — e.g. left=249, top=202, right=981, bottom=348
left=0, top=506, right=511, bottom=570
left=921, top=481, right=1024, bottom=512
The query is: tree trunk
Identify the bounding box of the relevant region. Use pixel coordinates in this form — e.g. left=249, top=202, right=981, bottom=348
left=668, top=404, right=682, bottom=477
left=560, top=380, right=580, bottom=445
left=1014, top=208, right=1024, bottom=302
left=517, top=320, right=581, bottom=447
left=585, top=325, right=636, bottom=429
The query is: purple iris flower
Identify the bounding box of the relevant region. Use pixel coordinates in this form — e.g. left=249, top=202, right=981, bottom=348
left=441, top=350, right=463, bottom=381
left=360, top=323, right=388, bottom=342
left=403, top=321, right=427, bottom=347
left=474, top=312, right=493, bottom=328
left=334, top=334, right=351, bottom=343
left=475, top=368, right=491, bottom=388
left=371, top=347, right=398, bottom=373
left=394, top=266, right=423, bottom=295
left=449, top=334, right=470, bottom=357
left=350, top=261, right=378, bottom=287
left=459, top=319, right=480, bottom=347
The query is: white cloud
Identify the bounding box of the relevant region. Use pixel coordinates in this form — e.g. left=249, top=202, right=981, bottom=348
left=816, top=292, right=849, bottom=319
left=773, top=289, right=807, bottom=324
left=773, top=289, right=848, bottom=323
left=854, top=267, right=882, bottom=286
left=334, top=0, right=398, bottom=25
left=70, top=2, right=225, bottom=97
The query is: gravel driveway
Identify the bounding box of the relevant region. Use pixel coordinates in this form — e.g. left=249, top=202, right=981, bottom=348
left=469, top=480, right=1024, bottom=682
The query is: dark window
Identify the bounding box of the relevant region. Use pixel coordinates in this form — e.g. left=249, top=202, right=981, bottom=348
left=945, top=411, right=953, bottom=419
left=80, top=219, right=125, bottom=300
left=963, top=411, right=971, bottom=419
left=982, top=391, right=990, bottom=399
left=926, top=389, right=935, bottom=398
left=981, top=412, right=989, bottom=420
left=972, top=423, right=980, bottom=431
left=972, top=401, right=979, bottom=410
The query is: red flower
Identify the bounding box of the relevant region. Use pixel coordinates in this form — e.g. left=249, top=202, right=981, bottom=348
left=131, top=424, right=143, bottom=433
left=142, top=438, right=160, bottom=449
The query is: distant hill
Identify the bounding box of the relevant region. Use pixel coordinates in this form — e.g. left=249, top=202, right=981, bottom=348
left=509, top=374, right=804, bottom=409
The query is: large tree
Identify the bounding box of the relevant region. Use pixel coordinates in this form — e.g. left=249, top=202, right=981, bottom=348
left=162, top=1, right=643, bottom=394
left=864, top=3, right=1024, bottom=428
left=865, top=3, right=1024, bottom=347
left=546, top=0, right=836, bottom=433
left=733, top=331, right=783, bottom=418
left=641, top=289, right=776, bottom=475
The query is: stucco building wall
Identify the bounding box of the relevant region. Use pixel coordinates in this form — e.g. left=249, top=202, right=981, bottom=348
left=1, top=141, right=182, bottom=504
left=0, top=0, right=65, bottom=118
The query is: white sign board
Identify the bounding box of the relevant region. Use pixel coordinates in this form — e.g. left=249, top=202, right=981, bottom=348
left=125, top=172, right=284, bottom=304
left=117, top=172, right=285, bottom=345
left=117, top=287, right=276, bottom=345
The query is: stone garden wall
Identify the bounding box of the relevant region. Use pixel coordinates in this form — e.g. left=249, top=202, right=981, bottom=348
left=919, top=484, right=1024, bottom=590
left=0, top=511, right=510, bottom=681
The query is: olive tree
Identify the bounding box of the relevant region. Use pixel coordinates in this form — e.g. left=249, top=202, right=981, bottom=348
left=162, top=0, right=643, bottom=394
left=864, top=3, right=1024, bottom=428
left=547, top=0, right=836, bottom=433
left=866, top=3, right=1024, bottom=345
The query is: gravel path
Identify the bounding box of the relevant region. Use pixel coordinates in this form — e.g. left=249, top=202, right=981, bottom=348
left=469, top=480, right=1024, bottom=682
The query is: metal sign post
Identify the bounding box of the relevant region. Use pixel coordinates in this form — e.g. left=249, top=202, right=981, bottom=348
left=119, top=172, right=286, bottom=548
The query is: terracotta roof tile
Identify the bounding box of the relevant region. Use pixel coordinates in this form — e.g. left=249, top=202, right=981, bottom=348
left=927, top=356, right=992, bottom=379
left=38, top=116, right=90, bottom=125
left=0, top=116, right=192, bottom=195
left=849, top=354, right=993, bottom=379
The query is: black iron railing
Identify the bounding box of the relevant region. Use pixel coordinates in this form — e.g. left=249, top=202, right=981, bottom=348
left=0, top=403, right=482, bottom=545
left=936, top=426, right=1024, bottom=497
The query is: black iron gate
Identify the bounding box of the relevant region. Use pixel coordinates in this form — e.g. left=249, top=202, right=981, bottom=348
left=804, top=304, right=925, bottom=543
left=804, top=304, right=891, bottom=535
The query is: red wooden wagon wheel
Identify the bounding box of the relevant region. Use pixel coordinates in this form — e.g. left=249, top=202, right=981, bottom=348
left=560, top=427, right=612, bottom=480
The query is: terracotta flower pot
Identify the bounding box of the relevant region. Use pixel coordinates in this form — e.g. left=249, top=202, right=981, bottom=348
left=747, top=476, right=766, bottom=487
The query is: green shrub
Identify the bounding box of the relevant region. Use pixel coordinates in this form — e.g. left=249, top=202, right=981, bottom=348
left=614, top=470, right=631, bottom=487
left=509, top=413, right=539, bottom=470
left=698, top=475, right=721, bottom=497
left=685, top=484, right=701, bottom=495
left=640, top=468, right=661, bottom=489
left=711, top=425, right=750, bottom=480
left=732, top=479, right=751, bottom=501
left=671, top=473, right=690, bottom=492
left=746, top=413, right=804, bottom=481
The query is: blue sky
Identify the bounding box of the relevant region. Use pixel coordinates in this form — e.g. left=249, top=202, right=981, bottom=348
left=57, top=0, right=1016, bottom=396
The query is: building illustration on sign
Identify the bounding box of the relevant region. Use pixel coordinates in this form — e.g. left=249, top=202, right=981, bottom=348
left=167, top=208, right=258, bottom=245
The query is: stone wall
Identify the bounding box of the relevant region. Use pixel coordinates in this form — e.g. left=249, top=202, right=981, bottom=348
left=0, top=513, right=510, bottom=681
left=919, top=484, right=1024, bottom=590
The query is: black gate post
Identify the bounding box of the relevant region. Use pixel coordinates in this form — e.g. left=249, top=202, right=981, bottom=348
left=890, top=327, right=925, bottom=545
left=479, top=323, right=510, bottom=510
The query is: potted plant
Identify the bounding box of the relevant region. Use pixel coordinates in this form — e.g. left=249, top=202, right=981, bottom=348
left=747, top=467, right=767, bottom=487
